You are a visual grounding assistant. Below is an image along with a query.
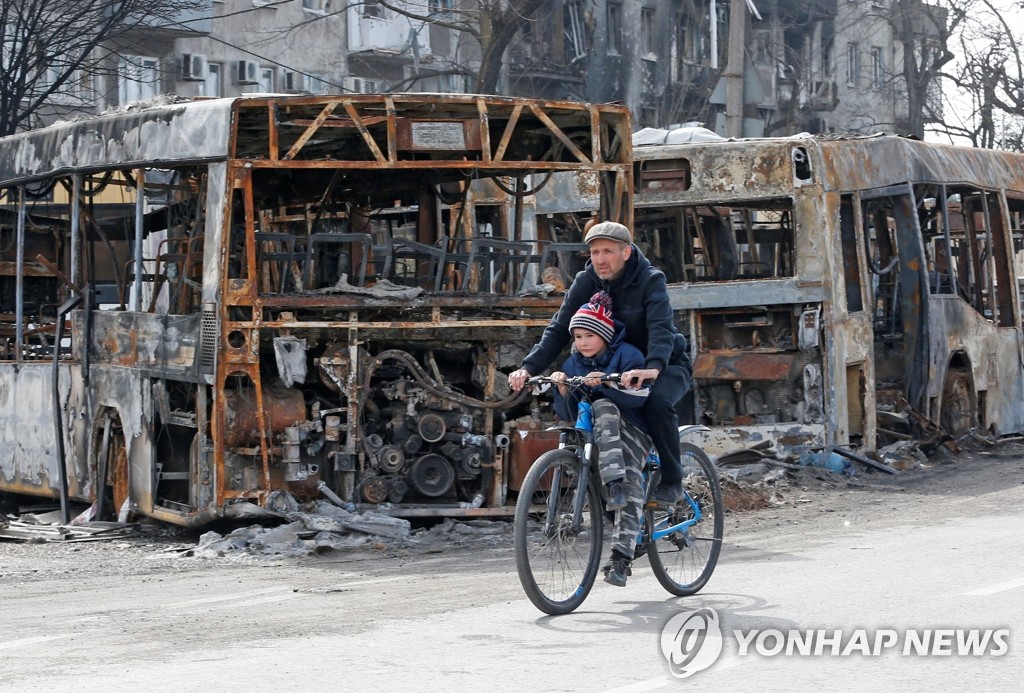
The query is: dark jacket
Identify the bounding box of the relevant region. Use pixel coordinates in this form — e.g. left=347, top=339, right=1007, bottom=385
left=552, top=324, right=648, bottom=432
left=523, top=245, right=691, bottom=377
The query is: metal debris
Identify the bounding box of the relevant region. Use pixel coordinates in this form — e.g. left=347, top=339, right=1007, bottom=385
left=0, top=518, right=138, bottom=543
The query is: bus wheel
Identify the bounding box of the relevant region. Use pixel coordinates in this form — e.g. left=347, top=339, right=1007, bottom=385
left=940, top=368, right=977, bottom=438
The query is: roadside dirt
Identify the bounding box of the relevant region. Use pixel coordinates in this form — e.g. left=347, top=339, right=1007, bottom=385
left=2, top=439, right=1022, bottom=584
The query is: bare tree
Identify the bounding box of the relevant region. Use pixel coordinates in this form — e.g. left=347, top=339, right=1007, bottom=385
left=0, top=0, right=207, bottom=136
left=293, top=1, right=546, bottom=93
left=891, top=0, right=956, bottom=139
left=934, top=0, right=1024, bottom=150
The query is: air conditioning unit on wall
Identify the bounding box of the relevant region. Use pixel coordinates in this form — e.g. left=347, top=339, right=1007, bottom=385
left=181, top=53, right=208, bottom=81
left=234, top=59, right=260, bottom=85
left=284, top=71, right=309, bottom=91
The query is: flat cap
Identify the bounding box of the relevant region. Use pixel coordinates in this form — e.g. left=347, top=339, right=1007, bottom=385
left=584, top=221, right=632, bottom=245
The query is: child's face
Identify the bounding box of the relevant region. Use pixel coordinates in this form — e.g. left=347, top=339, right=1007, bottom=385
left=572, top=328, right=608, bottom=358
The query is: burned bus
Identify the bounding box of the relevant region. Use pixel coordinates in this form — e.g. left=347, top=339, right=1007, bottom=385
left=627, top=131, right=1024, bottom=457
left=0, top=94, right=633, bottom=525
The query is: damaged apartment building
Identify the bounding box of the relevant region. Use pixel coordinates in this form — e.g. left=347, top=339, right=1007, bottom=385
left=23, top=2, right=946, bottom=141
left=509, top=0, right=947, bottom=136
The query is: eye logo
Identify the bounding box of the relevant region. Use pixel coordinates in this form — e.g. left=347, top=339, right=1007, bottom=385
left=660, top=607, right=723, bottom=679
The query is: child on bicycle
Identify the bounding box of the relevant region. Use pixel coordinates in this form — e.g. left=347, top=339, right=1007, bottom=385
left=549, top=291, right=652, bottom=587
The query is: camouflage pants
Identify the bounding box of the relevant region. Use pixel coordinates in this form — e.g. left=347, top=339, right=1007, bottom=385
left=593, top=398, right=651, bottom=560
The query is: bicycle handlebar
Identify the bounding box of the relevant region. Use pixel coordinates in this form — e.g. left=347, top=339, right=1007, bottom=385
left=527, top=373, right=651, bottom=397
left=527, top=373, right=622, bottom=387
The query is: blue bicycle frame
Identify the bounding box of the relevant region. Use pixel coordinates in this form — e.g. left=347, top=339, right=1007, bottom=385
left=571, top=401, right=702, bottom=546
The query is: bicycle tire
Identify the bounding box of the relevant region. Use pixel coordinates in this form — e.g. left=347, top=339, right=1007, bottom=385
left=513, top=448, right=603, bottom=615
left=645, top=443, right=723, bottom=596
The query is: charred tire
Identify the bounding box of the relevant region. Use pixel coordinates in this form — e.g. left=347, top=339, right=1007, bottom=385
left=645, top=443, right=724, bottom=596
left=513, top=448, right=602, bottom=615
left=940, top=368, right=978, bottom=438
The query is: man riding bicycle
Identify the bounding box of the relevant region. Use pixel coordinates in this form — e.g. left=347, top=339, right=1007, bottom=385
left=508, top=220, right=693, bottom=506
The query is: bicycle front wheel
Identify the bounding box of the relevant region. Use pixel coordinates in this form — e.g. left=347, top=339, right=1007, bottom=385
left=645, top=443, right=724, bottom=596
left=513, top=448, right=603, bottom=615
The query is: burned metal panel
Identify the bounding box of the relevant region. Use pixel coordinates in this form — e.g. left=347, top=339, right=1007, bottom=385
left=0, top=362, right=88, bottom=499
left=687, top=423, right=826, bottom=460
left=87, top=364, right=155, bottom=515
left=201, top=161, right=229, bottom=306
left=71, top=311, right=200, bottom=374
left=666, top=280, right=827, bottom=310
left=926, top=296, right=1024, bottom=434
left=817, top=136, right=1024, bottom=195
left=0, top=99, right=234, bottom=187
left=534, top=170, right=602, bottom=214
left=635, top=137, right=810, bottom=203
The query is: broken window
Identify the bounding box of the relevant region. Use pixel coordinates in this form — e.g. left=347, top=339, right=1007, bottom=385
left=641, top=8, right=655, bottom=58
left=846, top=42, right=860, bottom=87
left=862, top=197, right=901, bottom=337
left=607, top=3, right=623, bottom=55
left=1008, top=196, right=1024, bottom=320
left=564, top=0, right=589, bottom=62
left=945, top=187, right=1015, bottom=326
left=871, top=46, right=885, bottom=88
left=840, top=195, right=864, bottom=313
left=670, top=200, right=796, bottom=282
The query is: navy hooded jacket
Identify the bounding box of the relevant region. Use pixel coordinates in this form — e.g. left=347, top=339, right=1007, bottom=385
left=552, top=323, right=649, bottom=432
left=523, top=245, right=691, bottom=378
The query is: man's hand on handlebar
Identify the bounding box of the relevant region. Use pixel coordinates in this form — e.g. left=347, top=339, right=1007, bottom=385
left=508, top=368, right=532, bottom=392
left=621, top=368, right=660, bottom=390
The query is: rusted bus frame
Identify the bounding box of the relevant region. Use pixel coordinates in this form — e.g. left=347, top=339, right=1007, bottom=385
left=233, top=95, right=633, bottom=165
left=242, top=159, right=629, bottom=172
left=0, top=95, right=632, bottom=524
left=632, top=134, right=1024, bottom=458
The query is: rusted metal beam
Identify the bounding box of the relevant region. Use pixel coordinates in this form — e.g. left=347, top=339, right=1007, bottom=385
left=340, top=100, right=387, bottom=163
left=239, top=158, right=628, bottom=171
left=492, top=103, right=522, bottom=163
left=255, top=318, right=552, bottom=330
left=384, top=95, right=398, bottom=162
left=477, top=97, right=491, bottom=164
left=528, top=103, right=591, bottom=164
left=283, top=101, right=339, bottom=161
left=693, top=351, right=801, bottom=381
left=268, top=100, right=279, bottom=161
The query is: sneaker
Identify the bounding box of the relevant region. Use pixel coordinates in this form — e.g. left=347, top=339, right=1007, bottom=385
left=603, top=553, right=632, bottom=587
left=606, top=481, right=626, bottom=511
left=654, top=479, right=683, bottom=505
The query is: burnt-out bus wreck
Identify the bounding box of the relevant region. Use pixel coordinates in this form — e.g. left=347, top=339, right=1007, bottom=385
left=0, top=95, right=633, bottom=526
left=628, top=130, right=1024, bottom=458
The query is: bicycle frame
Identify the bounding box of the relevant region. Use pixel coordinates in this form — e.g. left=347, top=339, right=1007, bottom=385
left=564, top=399, right=701, bottom=545
left=515, top=374, right=722, bottom=612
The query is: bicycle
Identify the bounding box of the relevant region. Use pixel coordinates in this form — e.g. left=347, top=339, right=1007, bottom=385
left=513, top=374, right=724, bottom=615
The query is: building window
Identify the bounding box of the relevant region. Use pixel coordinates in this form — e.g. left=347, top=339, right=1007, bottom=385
left=846, top=42, right=860, bottom=87
left=202, top=63, right=222, bottom=97
left=309, top=74, right=332, bottom=95
left=302, top=0, right=329, bottom=14
left=871, top=46, right=884, bottom=88
left=428, top=0, right=452, bottom=15
left=641, top=8, right=655, bottom=58
left=565, top=0, right=588, bottom=62
left=364, top=0, right=384, bottom=18
left=607, top=3, right=623, bottom=55
left=118, top=55, right=160, bottom=104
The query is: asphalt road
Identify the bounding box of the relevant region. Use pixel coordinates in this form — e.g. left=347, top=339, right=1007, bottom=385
left=1, top=457, right=1021, bottom=692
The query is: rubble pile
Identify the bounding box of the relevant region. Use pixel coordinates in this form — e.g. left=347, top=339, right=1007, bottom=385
left=184, top=502, right=513, bottom=558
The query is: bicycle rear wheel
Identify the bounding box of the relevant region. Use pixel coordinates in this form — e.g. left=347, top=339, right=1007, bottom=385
left=513, top=448, right=602, bottom=615
left=645, top=443, right=723, bottom=596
